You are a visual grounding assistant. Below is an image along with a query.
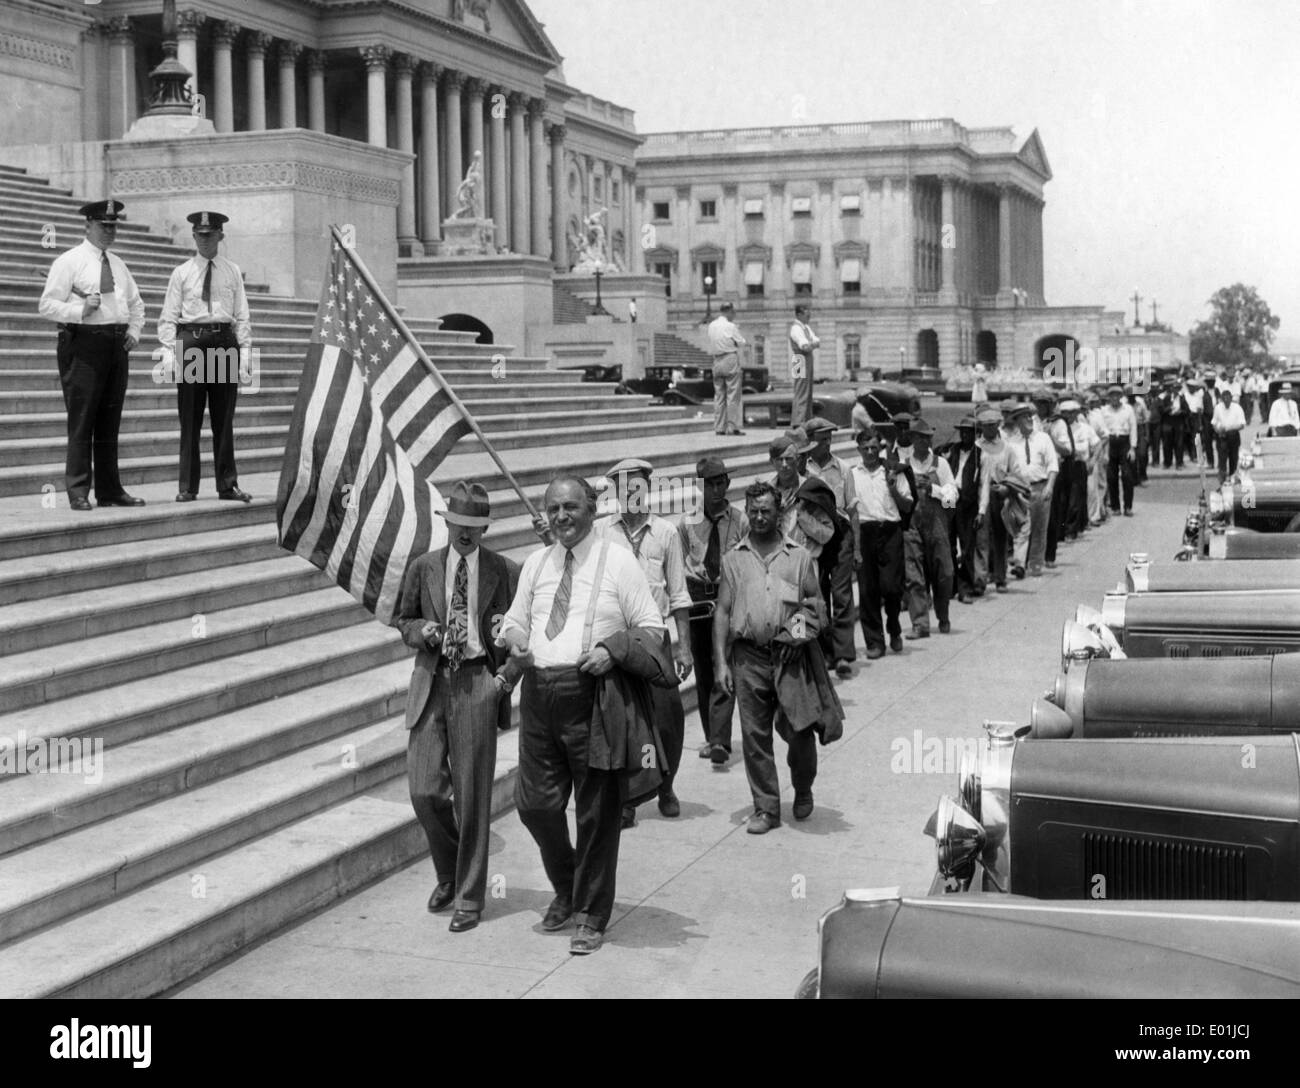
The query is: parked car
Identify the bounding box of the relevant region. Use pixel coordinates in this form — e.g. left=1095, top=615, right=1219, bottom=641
left=801, top=889, right=1300, bottom=998
left=555, top=362, right=772, bottom=403
left=815, top=381, right=922, bottom=427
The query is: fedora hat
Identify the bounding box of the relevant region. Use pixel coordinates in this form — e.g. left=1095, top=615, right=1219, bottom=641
left=437, top=481, right=491, bottom=527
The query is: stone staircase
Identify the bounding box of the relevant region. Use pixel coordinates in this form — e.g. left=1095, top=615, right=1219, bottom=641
left=654, top=330, right=714, bottom=370
left=0, top=162, right=866, bottom=998
left=551, top=280, right=595, bottom=325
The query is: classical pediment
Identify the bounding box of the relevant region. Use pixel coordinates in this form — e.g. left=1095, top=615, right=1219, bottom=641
left=1017, top=128, right=1052, bottom=181
left=690, top=243, right=726, bottom=269
left=737, top=243, right=772, bottom=268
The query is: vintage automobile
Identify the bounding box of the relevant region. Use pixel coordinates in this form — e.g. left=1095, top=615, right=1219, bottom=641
left=557, top=361, right=772, bottom=402
left=1125, top=554, right=1300, bottom=593
left=1032, top=652, right=1300, bottom=738
left=926, top=725, right=1300, bottom=899
left=1191, top=526, right=1300, bottom=560
left=802, top=890, right=1300, bottom=998
left=1265, top=370, right=1300, bottom=435
left=1081, top=588, right=1300, bottom=658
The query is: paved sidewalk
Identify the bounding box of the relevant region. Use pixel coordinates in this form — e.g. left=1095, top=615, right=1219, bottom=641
left=172, top=473, right=1196, bottom=999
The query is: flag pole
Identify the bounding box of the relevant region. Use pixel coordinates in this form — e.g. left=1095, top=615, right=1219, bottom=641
left=330, top=226, right=551, bottom=542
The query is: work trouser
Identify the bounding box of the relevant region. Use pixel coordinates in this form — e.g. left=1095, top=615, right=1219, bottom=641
left=1135, top=423, right=1150, bottom=481
left=791, top=353, right=814, bottom=428
left=515, top=667, right=621, bottom=932
left=1088, top=447, right=1108, bottom=523
left=1026, top=479, right=1053, bottom=572
left=951, top=503, right=983, bottom=596
left=686, top=580, right=735, bottom=751
left=712, top=352, right=742, bottom=433
left=1184, top=411, right=1202, bottom=464
left=904, top=500, right=952, bottom=630
left=984, top=491, right=1007, bottom=586
left=857, top=520, right=904, bottom=651
left=1161, top=415, right=1185, bottom=468
left=818, top=535, right=857, bottom=664
left=55, top=324, right=129, bottom=501
left=1107, top=436, right=1134, bottom=513
left=1216, top=431, right=1241, bottom=483
left=1240, top=394, right=1255, bottom=425
left=731, top=639, right=817, bottom=818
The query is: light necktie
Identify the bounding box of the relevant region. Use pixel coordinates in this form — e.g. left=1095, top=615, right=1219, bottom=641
left=544, top=549, right=574, bottom=640
left=99, top=251, right=114, bottom=295
left=201, top=259, right=214, bottom=309
left=443, top=556, right=468, bottom=671
left=704, top=517, right=722, bottom=583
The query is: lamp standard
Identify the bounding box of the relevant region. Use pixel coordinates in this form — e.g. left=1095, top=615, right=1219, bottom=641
left=592, top=267, right=609, bottom=316
left=703, top=275, right=715, bottom=323
left=898, top=344, right=905, bottom=381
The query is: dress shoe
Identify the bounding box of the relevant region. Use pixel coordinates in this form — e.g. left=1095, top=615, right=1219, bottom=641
left=1044, top=561, right=1057, bottom=569
left=621, top=805, right=637, bottom=829
left=657, top=787, right=681, bottom=818
left=957, top=590, right=972, bottom=605
left=746, top=810, right=780, bottom=834
left=995, top=581, right=1008, bottom=592
left=792, top=791, right=814, bottom=821
left=1124, top=509, right=1134, bottom=517
left=866, top=646, right=885, bottom=660
left=542, top=895, right=573, bottom=931
left=68, top=496, right=93, bottom=512
left=427, top=881, right=455, bottom=913
left=698, top=742, right=714, bottom=758
left=835, top=659, right=853, bottom=679
left=905, top=628, right=930, bottom=640
left=1028, top=567, right=1043, bottom=578
left=219, top=487, right=252, bottom=503
left=710, top=744, right=729, bottom=765
left=569, top=923, right=603, bottom=955
left=725, top=427, right=746, bottom=436
left=1011, top=564, right=1026, bottom=580
left=448, top=909, right=480, bottom=933
left=98, top=493, right=145, bottom=507
left=938, top=620, right=951, bottom=634
left=176, top=491, right=197, bottom=503
left=889, top=635, right=904, bottom=653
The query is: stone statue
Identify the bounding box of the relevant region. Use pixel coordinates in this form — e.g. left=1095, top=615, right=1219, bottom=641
left=452, top=151, right=484, bottom=219
left=572, top=206, right=610, bottom=273
left=452, top=0, right=493, bottom=32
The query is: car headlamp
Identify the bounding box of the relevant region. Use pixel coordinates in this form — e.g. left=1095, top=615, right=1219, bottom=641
left=932, top=794, right=985, bottom=879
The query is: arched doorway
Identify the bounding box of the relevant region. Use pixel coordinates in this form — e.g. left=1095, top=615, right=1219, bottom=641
left=916, top=328, right=939, bottom=370
left=976, top=330, right=998, bottom=367
left=1035, top=333, right=1080, bottom=386
left=438, top=313, right=494, bottom=344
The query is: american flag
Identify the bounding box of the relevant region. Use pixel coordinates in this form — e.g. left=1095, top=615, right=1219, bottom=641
left=276, top=238, right=473, bottom=623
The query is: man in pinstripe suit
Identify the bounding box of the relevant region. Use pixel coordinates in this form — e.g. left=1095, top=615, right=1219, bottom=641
left=396, top=481, right=521, bottom=933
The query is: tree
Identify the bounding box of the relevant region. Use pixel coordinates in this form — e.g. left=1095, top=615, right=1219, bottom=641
left=1189, top=283, right=1280, bottom=369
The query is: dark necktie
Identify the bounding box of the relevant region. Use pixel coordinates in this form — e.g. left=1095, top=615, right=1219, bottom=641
left=545, top=549, right=574, bottom=640
left=99, top=251, right=114, bottom=295
left=1024, top=437, right=1031, bottom=464
left=201, top=259, right=213, bottom=309
left=443, top=556, right=468, bottom=671
left=704, top=517, right=722, bottom=583
left=1067, top=422, right=1076, bottom=457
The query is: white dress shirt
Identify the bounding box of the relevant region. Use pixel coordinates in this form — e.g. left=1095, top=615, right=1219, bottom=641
left=845, top=463, right=910, bottom=522
left=789, top=320, right=820, bottom=366
left=1268, top=397, right=1300, bottom=430
left=501, top=531, right=664, bottom=668
left=157, top=254, right=252, bottom=350
left=1099, top=402, right=1138, bottom=444
left=39, top=239, right=145, bottom=340
left=598, top=513, right=692, bottom=621
left=707, top=315, right=746, bottom=356
left=1009, top=429, right=1059, bottom=483
left=443, top=547, right=482, bottom=657
left=1212, top=402, right=1247, bottom=434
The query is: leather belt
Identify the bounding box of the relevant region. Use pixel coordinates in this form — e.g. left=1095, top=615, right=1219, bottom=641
left=436, top=655, right=488, bottom=672
left=60, top=323, right=127, bottom=335
left=178, top=322, right=233, bottom=335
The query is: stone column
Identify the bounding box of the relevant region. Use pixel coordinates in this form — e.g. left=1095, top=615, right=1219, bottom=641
left=211, top=21, right=239, bottom=133
left=548, top=123, right=566, bottom=269
left=419, top=62, right=443, bottom=246
left=998, top=184, right=1013, bottom=299
left=626, top=168, right=640, bottom=273
left=306, top=50, right=326, bottom=132
left=176, top=9, right=205, bottom=102
left=393, top=54, right=419, bottom=255
left=939, top=176, right=957, bottom=302
left=81, top=23, right=105, bottom=141
left=528, top=98, right=548, bottom=257
left=507, top=92, right=528, bottom=253
left=443, top=71, right=465, bottom=211
left=488, top=86, right=508, bottom=248
left=361, top=45, right=390, bottom=147
left=105, top=17, right=135, bottom=138
left=277, top=41, right=302, bottom=128
left=245, top=31, right=271, bottom=132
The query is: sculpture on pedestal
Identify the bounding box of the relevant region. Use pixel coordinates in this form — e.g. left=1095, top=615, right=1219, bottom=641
left=440, top=150, right=496, bottom=254
left=572, top=206, right=612, bottom=273
left=452, top=151, right=484, bottom=220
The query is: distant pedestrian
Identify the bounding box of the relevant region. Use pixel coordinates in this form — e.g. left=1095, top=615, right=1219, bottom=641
left=628, top=297, right=637, bottom=324
left=788, top=304, right=820, bottom=427
left=1268, top=382, right=1299, bottom=436
left=1008, top=403, right=1058, bottom=578
left=707, top=302, right=747, bottom=435
left=902, top=418, right=957, bottom=634
left=1099, top=384, right=1138, bottom=516
left=1212, top=387, right=1246, bottom=482
left=944, top=415, right=984, bottom=602
left=801, top=416, right=858, bottom=676
left=970, top=363, right=989, bottom=406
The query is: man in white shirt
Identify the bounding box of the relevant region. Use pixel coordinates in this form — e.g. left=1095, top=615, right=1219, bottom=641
left=974, top=405, right=1015, bottom=590
left=157, top=211, right=254, bottom=503
left=38, top=199, right=146, bottom=510
left=1212, top=387, right=1247, bottom=482
left=902, top=418, right=958, bottom=636
left=500, top=475, right=665, bottom=955
left=1048, top=398, right=1096, bottom=543
left=1085, top=391, right=1110, bottom=524
left=970, top=363, right=989, bottom=406
left=1268, top=381, right=1300, bottom=437
left=1099, top=384, right=1138, bottom=516
left=788, top=304, right=821, bottom=427
left=707, top=301, right=747, bottom=435
left=1008, top=402, right=1058, bottom=577
left=845, top=429, right=915, bottom=657
left=627, top=297, right=638, bottom=324
left=1183, top=377, right=1205, bottom=466
left=598, top=458, right=693, bottom=828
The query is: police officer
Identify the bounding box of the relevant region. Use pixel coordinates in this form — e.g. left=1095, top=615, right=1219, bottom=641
left=157, top=211, right=253, bottom=503
left=38, top=200, right=146, bottom=510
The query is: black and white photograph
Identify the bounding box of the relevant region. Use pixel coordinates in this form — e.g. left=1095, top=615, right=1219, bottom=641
left=2, top=0, right=1300, bottom=1042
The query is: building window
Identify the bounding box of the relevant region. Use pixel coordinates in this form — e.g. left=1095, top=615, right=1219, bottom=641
left=699, top=199, right=716, bottom=219
left=840, top=258, right=862, bottom=295
left=844, top=335, right=862, bottom=370
left=754, top=335, right=766, bottom=367
left=653, top=262, right=672, bottom=298
left=791, top=196, right=813, bottom=218
left=744, top=260, right=765, bottom=297
left=792, top=258, right=813, bottom=295
left=568, top=171, right=579, bottom=198
left=652, top=201, right=670, bottom=221
left=743, top=198, right=764, bottom=218
left=593, top=176, right=604, bottom=202
left=840, top=194, right=862, bottom=215
left=612, top=179, right=621, bottom=205
left=700, top=260, right=718, bottom=294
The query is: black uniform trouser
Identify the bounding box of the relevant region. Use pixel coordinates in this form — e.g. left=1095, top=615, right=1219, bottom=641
left=176, top=326, right=240, bottom=493
left=1161, top=416, right=1185, bottom=468
left=857, top=521, right=904, bottom=651
left=55, top=324, right=129, bottom=501
left=1107, top=436, right=1134, bottom=512
left=1184, top=411, right=1203, bottom=464
left=986, top=492, right=1008, bottom=586
left=515, top=667, right=621, bottom=932
left=1216, top=431, right=1241, bottom=482
left=687, top=589, right=736, bottom=751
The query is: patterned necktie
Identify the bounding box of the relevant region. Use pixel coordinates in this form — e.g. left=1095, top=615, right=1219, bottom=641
left=544, top=548, right=574, bottom=640
left=201, top=259, right=213, bottom=309
left=443, top=556, right=468, bottom=671
left=704, top=517, right=722, bottom=583
left=1024, top=437, right=1031, bottom=464
left=99, top=251, right=114, bottom=295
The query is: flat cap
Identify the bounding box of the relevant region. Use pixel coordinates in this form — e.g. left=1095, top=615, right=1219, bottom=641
left=1005, top=402, right=1034, bottom=419
left=79, top=199, right=125, bottom=221
left=696, top=455, right=728, bottom=480
left=956, top=414, right=978, bottom=429
left=606, top=457, right=653, bottom=478
left=801, top=415, right=837, bottom=436
left=909, top=417, right=935, bottom=437
left=975, top=406, right=1003, bottom=424
left=890, top=411, right=914, bottom=426
left=771, top=428, right=815, bottom=457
